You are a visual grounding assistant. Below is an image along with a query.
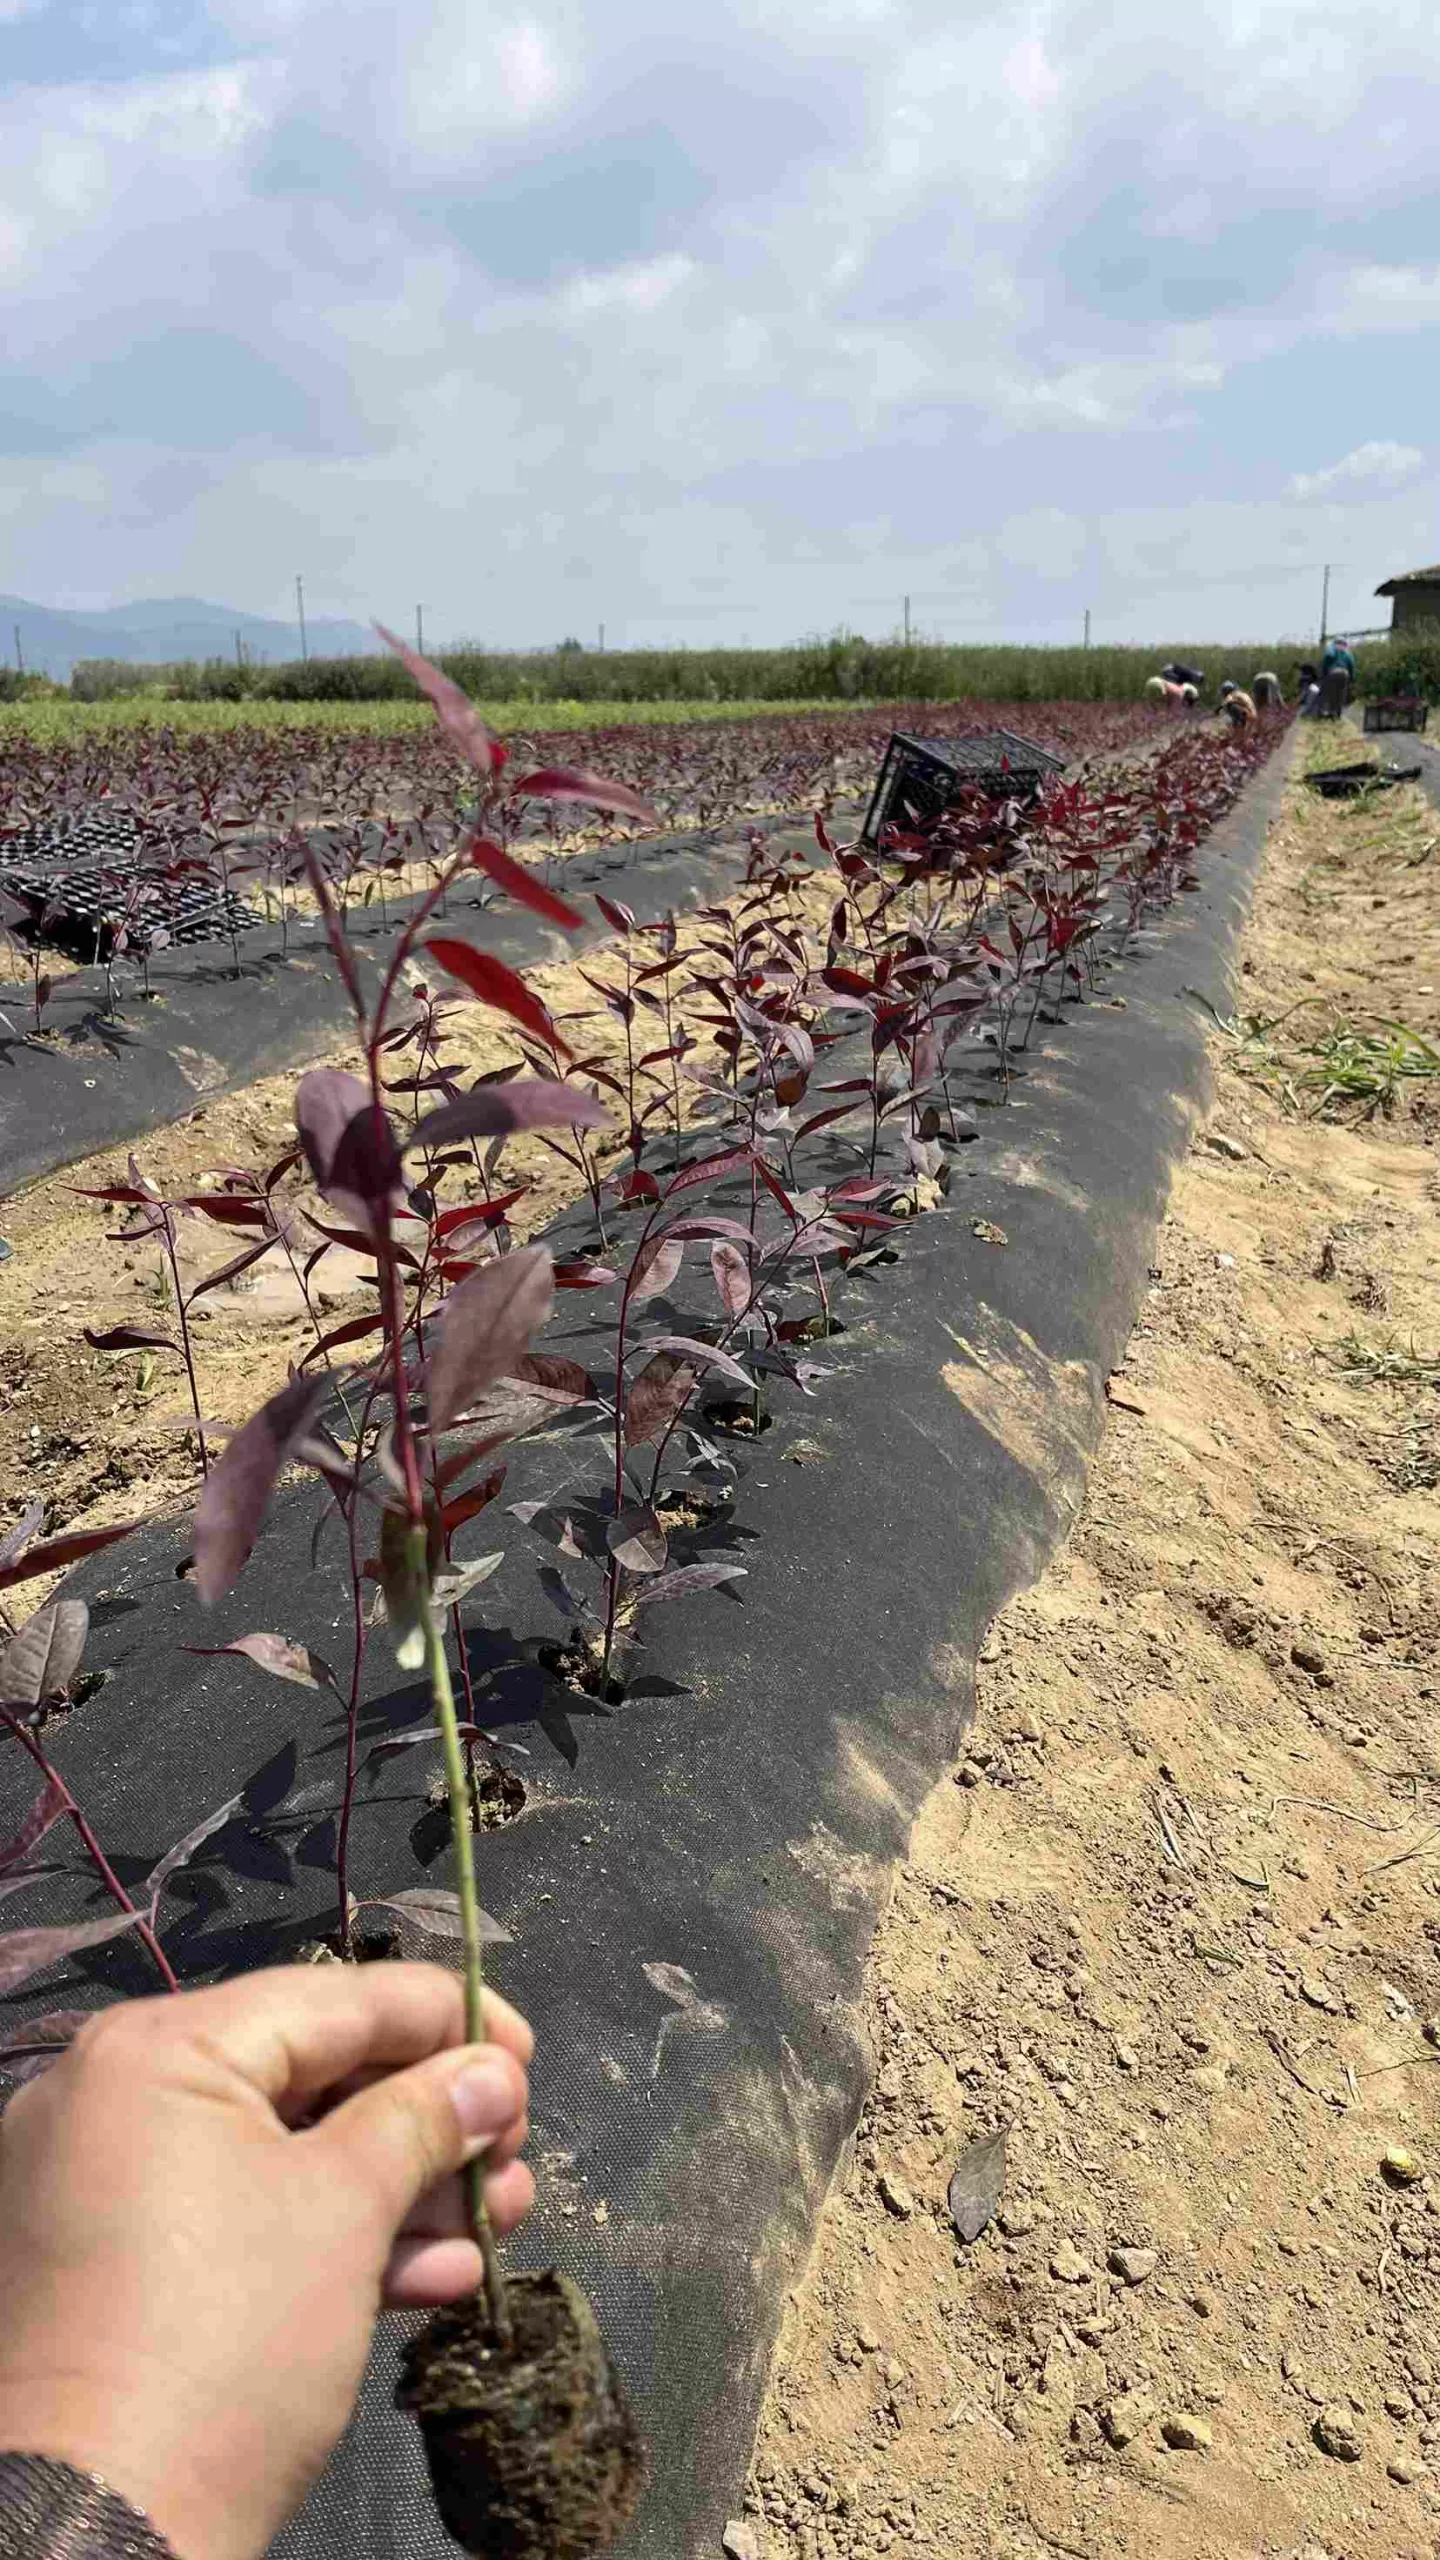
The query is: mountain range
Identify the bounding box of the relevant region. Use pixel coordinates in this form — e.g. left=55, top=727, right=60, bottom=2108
left=1, top=594, right=378, bottom=680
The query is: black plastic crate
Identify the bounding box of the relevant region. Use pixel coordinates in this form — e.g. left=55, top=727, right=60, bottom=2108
left=860, top=729, right=1065, bottom=851
left=1363, top=698, right=1430, bottom=734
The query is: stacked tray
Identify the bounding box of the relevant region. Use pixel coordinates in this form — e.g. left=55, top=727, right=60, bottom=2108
left=0, top=805, right=259, bottom=956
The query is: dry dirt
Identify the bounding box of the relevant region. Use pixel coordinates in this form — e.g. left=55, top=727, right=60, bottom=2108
left=744, top=736, right=1440, bottom=2560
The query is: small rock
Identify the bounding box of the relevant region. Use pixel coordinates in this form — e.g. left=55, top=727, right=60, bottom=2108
left=1187, top=2288, right=1216, bottom=2318
left=1204, top=1131, right=1247, bottom=1161
left=1109, top=2245, right=1159, bottom=2286
left=1300, top=1975, right=1341, bottom=2016
left=724, top=2526, right=762, bottom=2560
left=1382, top=2145, right=1422, bottom=2188
left=1113, top=2039, right=1139, bottom=2072
left=998, top=2203, right=1037, bottom=2238
left=1189, top=2062, right=1229, bottom=2094
left=1101, top=2389, right=1155, bottom=2449
left=879, top=2357, right=907, bottom=2388
left=1010, top=1711, right=1044, bottom=1744
left=1314, top=2404, right=1363, bottom=2462
left=957, top=1763, right=982, bottom=1789
left=1161, top=2412, right=1212, bottom=2452
left=1049, top=2238, right=1094, bottom=2284
left=1387, top=2456, right=1419, bottom=2486
left=856, top=2327, right=880, bottom=2353
left=1291, top=1640, right=1327, bottom=1676
left=878, top=2173, right=916, bottom=2220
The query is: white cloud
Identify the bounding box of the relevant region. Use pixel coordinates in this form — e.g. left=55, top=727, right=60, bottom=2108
left=1288, top=441, right=1425, bottom=502
left=0, top=0, right=1437, bottom=642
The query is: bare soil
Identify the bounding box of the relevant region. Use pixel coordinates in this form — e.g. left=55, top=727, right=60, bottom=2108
left=745, top=737, right=1440, bottom=2559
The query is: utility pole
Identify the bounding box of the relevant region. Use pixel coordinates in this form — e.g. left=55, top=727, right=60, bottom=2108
left=1083, top=608, right=1091, bottom=651
left=234, top=629, right=243, bottom=670
left=1319, top=564, right=1331, bottom=647
left=13, top=625, right=23, bottom=677
left=296, top=574, right=308, bottom=662
left=416, top=604, right=425, bottom=655
left=903, top=594, right=912, bottom=646
left=598, top=622, right=605, bottom=653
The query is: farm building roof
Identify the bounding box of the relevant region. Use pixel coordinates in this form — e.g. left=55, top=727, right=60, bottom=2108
left=1375, top=564, right=1440, bottom=594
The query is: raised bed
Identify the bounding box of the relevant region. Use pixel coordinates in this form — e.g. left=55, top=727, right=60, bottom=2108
left=0, top=729, right=1293, bottom=2558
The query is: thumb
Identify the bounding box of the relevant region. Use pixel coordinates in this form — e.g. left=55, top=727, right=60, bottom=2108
left=310, top=2042, right=528, bottom=2235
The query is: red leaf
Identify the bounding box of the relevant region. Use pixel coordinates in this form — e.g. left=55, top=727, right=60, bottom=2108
left=510, top=766, right=658, bottom=826
left=595, top=894, right=635, bottom=935
left=193, top=1373, right=329, bottom=1604
left=424, top=941, right=569, bottom=1057
left=181, top=1196, right=271, bottom=1228
left=664, top=1144, right=754, bottom=1200
left=553, top=1259, right=618, bottom=1289
left=796, top=1102, right=859, bottom=1142
left=606, top=1506, right=668, bottom=1576
left=300, top=1310, right=385, bottom=1367
left=376, top=626, right=499, bottom=775
left=467, top=835, right=584, bottom=931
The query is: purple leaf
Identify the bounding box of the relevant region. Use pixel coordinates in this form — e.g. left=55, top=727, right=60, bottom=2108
left=623, top=1350, right=699, bottom=1450
left=144, top=1792, right=245, bottom=1904
left=0, top=1502, right=44, bottom=1572
left=83, top=1326, right=179, bottom=1353
left=711, top=1240, right=751, bottom=1316
left=427, top=1245, right=555, bottom=1433
left=185, top=1231, right=279, bottom=1306
left=412, top=1078, right=609, bottom=1151
left=0, top=1601, right=89, bottom=1709
left=0, top=1909, right=143, bottom=1996
left=509, top=765, right=657, bottom=825
left=296, top=1069, right=402, bottom=1235
left=0, top=1777, right=67, bottom=1879
left=629, top=1235, right=684, bottom=1305
left=0, top=2008, right=90, bottom=2067
left=0, top=1519, right=140, bottom=1595
left=183, top=1633, right=340, bottom=1694
left=638, top=1334, right=755, bottom=1389
left=370, top=1887, right=512, bottom=1943
left=632, top=1560, right=748, bottom=1607
left=606, top=1506, right=669, bottom=1576
left=193, top=1374, right=329, bottom=1604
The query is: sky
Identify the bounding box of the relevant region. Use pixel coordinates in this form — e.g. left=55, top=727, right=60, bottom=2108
left=0, top=0, right=1436, bottom=649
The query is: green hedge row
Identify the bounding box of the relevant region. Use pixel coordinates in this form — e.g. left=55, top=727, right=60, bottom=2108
left=61, top=628, right=1440, bottom=708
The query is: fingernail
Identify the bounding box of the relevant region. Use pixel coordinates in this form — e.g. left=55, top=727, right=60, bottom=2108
left=451, top=2056, right=516, bottom=2153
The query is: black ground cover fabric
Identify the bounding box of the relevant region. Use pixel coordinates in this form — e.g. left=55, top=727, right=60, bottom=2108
left=0, top=746, right=1291, bottom=2557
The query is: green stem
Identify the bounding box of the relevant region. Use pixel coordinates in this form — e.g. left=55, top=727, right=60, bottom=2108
left=414, top=1522, right=514, bottom=2349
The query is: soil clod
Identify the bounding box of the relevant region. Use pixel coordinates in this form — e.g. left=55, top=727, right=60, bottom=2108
left=397, top=2270, right=645, bottom=2560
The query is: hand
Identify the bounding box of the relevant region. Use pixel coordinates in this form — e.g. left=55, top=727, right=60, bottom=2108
left=0, top=1962, right=534, bottom=2560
